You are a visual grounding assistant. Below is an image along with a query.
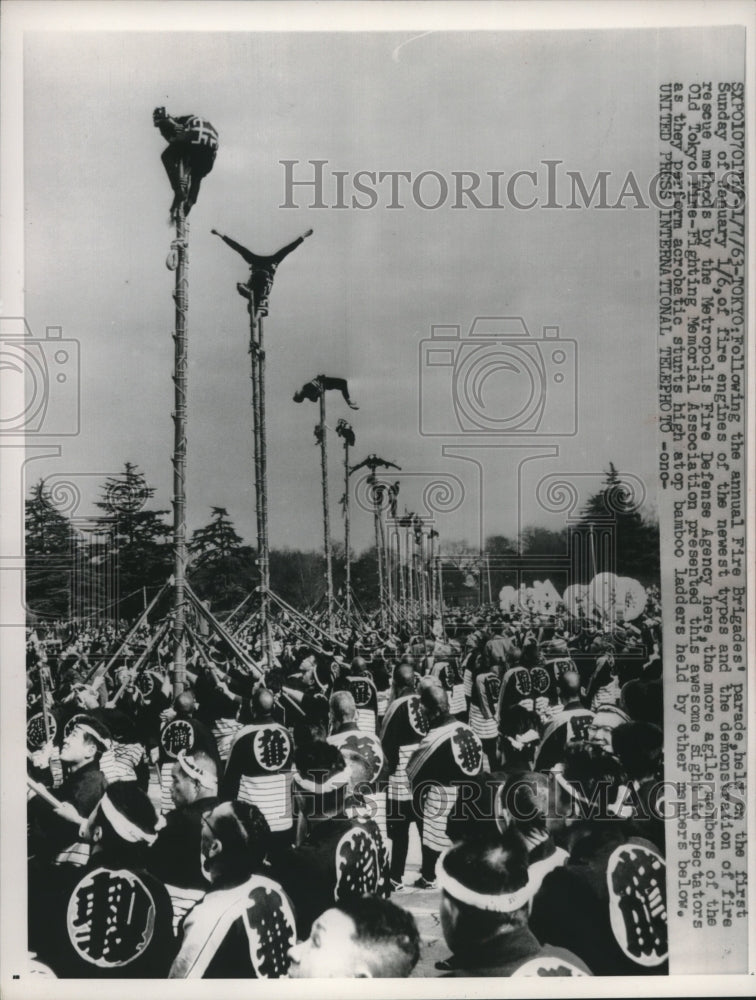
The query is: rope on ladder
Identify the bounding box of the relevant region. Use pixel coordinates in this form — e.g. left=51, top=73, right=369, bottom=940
left=166, top=238, right=188, bottom=271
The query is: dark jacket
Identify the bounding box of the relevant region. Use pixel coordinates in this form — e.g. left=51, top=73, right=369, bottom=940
left=147, top=795, right=218, bottom=888
left=441, top=925, right=591, bottom=977
left=530, top=824, right=668, bottom=975
left=271, top=815, right=389, bottom=938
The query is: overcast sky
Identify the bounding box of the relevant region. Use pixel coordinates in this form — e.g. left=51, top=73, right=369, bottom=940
left=22, top=25, right=741, bottom=553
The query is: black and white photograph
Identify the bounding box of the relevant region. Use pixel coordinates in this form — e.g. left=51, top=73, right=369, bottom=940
left=0, top=1, right=753, bottom=995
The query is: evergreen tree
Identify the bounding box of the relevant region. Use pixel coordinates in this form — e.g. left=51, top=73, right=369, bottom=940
left=520, top=525, right=569, bottom=557
left=25, top=479, right=77, bottom=619
left=188, top=506, right=256, bottom=612
left=574, top=463, right=660, bottom=584
left=89, top=463, right=172, bottom=610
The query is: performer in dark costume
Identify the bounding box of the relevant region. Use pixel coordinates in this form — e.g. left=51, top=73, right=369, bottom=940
left=211, top=228, right=313, bottom=316
left=380, top=665, right=427, bottom=891
left=327, top=690, right=388, bottom=841
left=293, top=375, right=359, bottom=410
left=349, top=455, right=401, bottom=475
left=407, top=679, right=484, bottom=888
left=153, top=107, right=218, bottom=221
left=335, top=417, right=356, bottom=447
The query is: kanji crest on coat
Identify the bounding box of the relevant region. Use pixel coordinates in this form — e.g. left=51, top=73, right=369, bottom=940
left=135, top=671, right=158, bottom=700
left=408, top=695, right=429, bottom=737
left=334, top=824, right=386, bottom=901
left=252, top=727, right=292, bottom=772
left=534, top=709, right=594, bottom=771
left=67, top=868, right=156, bottom=968
left=607, top=843, right=668, bottom=967
left=513, top=955, right=588, bottom=976
left=501, top=667, right=532, bottom=705
left=451, top=725, right=484, bottom=776
left=348, top=677, right=374, bottom=708
left=482, top=674, right=501, bottom=713
left=242, top=878, right=297, bottom=978
left=530, top=666, right=552, bottom=696
left=27, top=712, right=55, bottom=751
left=548, top=657, right=578, bottom=679
left=161, top=719, right=195, bottom=759
left=338, top=732, right=384, bottom=784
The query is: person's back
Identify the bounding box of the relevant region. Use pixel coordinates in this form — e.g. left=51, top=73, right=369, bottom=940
left=327, top=691, right=388, bottom=840
left=157, top=693, right=221, bottom=813
left=379, top=678, right=428, bottom=889
left=220, top=688, right=295, bottom=851
left=33, top=782, right=176, bottom=978
left=147, top=750, right=219, bottom=928
left=529, top=742, right=668, bottom=976
left=271, top=742, right=389, bottom=938
left=530, top=823, right=667, bottom=975
left=437, top=832, right=591, bottom=978
left=407, top=679, right=484, bottom=887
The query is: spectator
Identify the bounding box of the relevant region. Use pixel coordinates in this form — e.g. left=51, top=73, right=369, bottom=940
left=170, top=801, right=295, bottom=978
left=288, top=896, right=420, bottom=978
left=436, top=831, right=591, bottom=976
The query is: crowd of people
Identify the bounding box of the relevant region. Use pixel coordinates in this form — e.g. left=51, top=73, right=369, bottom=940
left=25, top=592, right=668, bottom=978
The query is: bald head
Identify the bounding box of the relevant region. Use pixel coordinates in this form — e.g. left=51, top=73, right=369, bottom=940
left=350, top=656, right=368, bottom=675
left=418, top=676, right=448, bottom=719
left=252, top=687, right=275, bottom=720
left=558, top=669, right=582, bottom=701
left=330, top=690, right=357, bottom=725
left=174, top=690, right=197, bottom=717
left=393, top=663, right=416, bottom=695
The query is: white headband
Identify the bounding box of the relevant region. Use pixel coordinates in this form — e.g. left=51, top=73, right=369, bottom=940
left=506, top=728, right=540, bottom=751
left=438, top=854, right=532, bottom=913
left=293, top=767, right=350, bottom=794
left=100, top=793, right=161, bottom=845
left=177, top=751, right=218, bottom=793
left=72, top=721, right=112, bottom=751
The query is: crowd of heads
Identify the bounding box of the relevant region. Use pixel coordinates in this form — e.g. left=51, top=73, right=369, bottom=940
left=26, top=587, right=667, bottom=978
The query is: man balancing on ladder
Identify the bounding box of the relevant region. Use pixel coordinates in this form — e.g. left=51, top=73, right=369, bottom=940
left=211, top=227, right=313, bottom=316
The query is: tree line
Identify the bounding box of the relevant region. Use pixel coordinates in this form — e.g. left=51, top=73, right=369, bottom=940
left=25, top=462, right=659, bottom=621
